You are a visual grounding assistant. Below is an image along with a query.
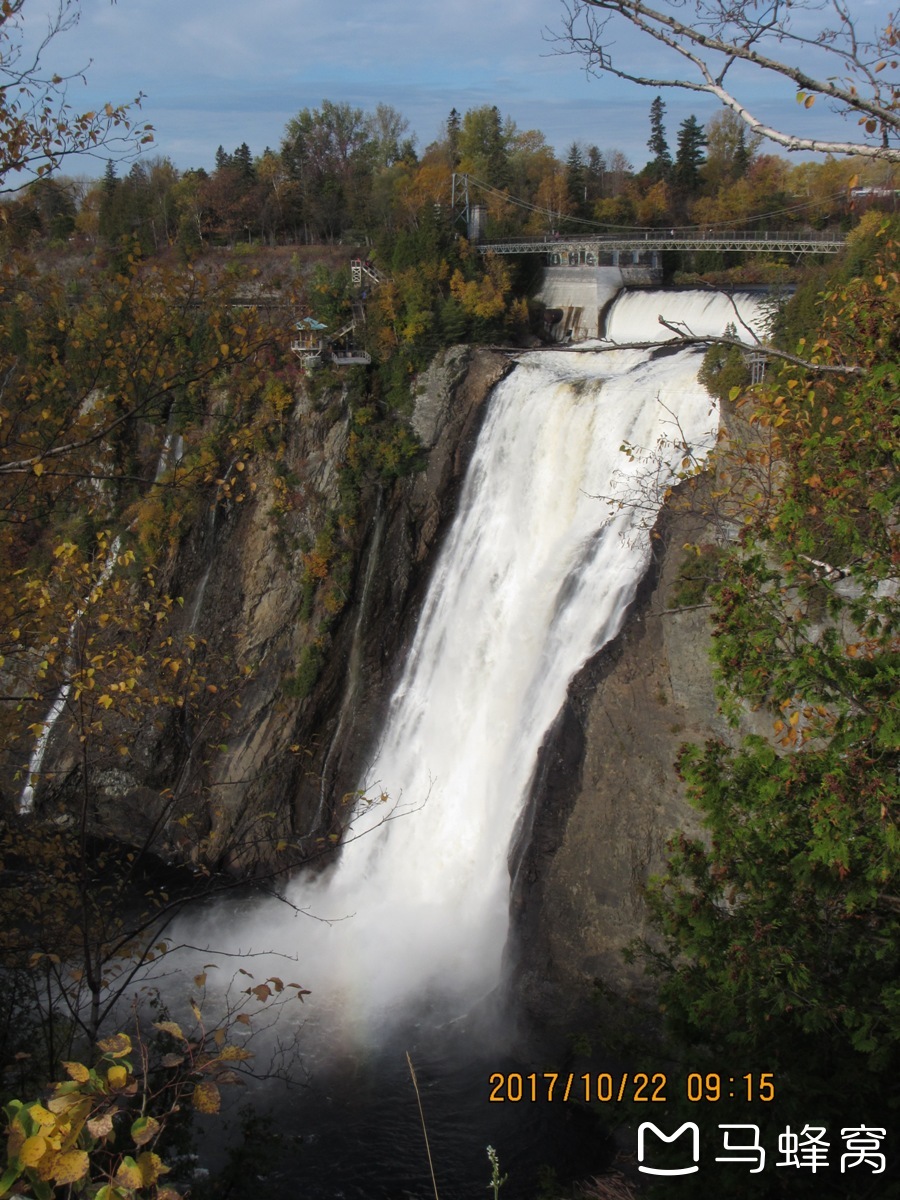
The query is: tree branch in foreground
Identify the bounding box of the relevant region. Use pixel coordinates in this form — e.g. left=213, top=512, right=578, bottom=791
left=554, top=0, right=900, bottom=161
left=508, top=326, right=866, bottom=376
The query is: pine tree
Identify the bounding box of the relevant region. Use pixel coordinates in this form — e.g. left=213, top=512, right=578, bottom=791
left=586, top=145, right=605, bottom=201
left=98, top=160, right=121, bottom=242
left=673, top=114, right=707, bottom=192
left=647, top=95, right=672, bottom=180
left=446, top=108, right=461, bottom=168
left=232, top=142, right=255, bottom=182
left=565, top=142, right=587, bottom=215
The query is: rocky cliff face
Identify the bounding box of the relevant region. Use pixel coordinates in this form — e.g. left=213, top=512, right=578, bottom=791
left=509, top=501, right=772, bottom=1038
left=36, top=347, right=511, bottom=874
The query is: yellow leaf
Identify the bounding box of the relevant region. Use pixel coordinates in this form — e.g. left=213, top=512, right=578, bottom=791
left=107, top=1064, right=128, bottom=1089
left=20, top=1134, right=47, bottom=1166
left=131, top=1115, right=161, bottom=1147
left=138, top=1151, right=168, bottom=1185
left=193, top=1081, right=221, bottom=1113
left=220, top=343, right=229, bottom=357
left=32, top=461, right=44, bottom=476
left=114, top=1157, right=144, bottom=1189
left=152, top=1020, right=184, bottom=1040
left=59, top=1061, right=91, bottom=1085
left=220, top=1044, right=253, bottom=1061
left=51, top=1148, right=89, bottom=1185
left=98, top=1033, right=132, bottom=1058
left=29, top=1104, right=56, bottom=1127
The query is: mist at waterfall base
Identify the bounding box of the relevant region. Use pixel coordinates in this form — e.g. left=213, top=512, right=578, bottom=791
left=172, top=290, right=766, bottom=1197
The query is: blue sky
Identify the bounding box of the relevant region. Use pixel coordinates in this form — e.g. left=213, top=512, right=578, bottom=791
left=15, top=0, right=888, bottom=178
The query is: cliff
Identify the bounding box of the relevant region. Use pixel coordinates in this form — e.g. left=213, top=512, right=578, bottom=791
left=510, top=500, right=773, bottom=1038
left=30, top=347, right=511, bottom=873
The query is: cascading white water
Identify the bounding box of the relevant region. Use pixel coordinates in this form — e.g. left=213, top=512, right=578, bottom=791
left=19, top=537, right=122, bottom=814
left=184, top=289, right=768, bottom=1047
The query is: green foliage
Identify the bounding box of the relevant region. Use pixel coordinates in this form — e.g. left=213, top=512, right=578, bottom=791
left=670, top=542, right=726, bottom=608
left=697, top=327, right=750, bottom=403
left=646, top=95, right=672, bottom=181
left=284, top=644, right=324, bottom=700
left=673, top=115, right=707, bottom=195
left=637, top=229, right=900, bottom=1184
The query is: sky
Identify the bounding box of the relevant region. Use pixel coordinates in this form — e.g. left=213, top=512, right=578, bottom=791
left=13, top=0, right=892, bottom=180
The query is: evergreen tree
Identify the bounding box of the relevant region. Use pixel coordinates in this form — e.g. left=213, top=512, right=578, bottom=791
left=98, top=159, right=122, bottom=242
left=565, top=141, right=587, bottom=216
left=232, top=142, right=255, bottom=181
left=647, top=94, right=672, bottom=180
left=674, top=114, right=707, bottom=192
left=733, top=125, right=751, bottom=178
left=446, top=107, right=461, bottom=168
left=586, top=145, right=605, bottom=202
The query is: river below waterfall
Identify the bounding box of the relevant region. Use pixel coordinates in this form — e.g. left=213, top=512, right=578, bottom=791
left=174, top=288, right=767, bottom=1195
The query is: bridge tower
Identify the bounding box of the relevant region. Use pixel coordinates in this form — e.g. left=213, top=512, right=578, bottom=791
left=451, top=172, right=470, bottom=235
left=451, top=173, right=488, bottom=241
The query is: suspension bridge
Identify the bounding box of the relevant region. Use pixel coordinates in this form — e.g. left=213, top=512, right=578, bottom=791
left=477, top=229, right=846, bottom=257
left=451, top=172, right=847, bottom=260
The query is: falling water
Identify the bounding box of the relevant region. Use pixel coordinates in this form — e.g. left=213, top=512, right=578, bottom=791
left=184, top=290, right=768, bottom=1037
left=19, top=537, right=122, bottom=813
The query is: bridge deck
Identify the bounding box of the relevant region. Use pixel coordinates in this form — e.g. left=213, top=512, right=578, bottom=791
left=479, top=231, right=845, bottom=255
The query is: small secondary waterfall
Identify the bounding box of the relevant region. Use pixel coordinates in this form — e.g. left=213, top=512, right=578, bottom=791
left=186, top=289, right=768, bottom=1046
left=19, top=537, right=122, bottom=814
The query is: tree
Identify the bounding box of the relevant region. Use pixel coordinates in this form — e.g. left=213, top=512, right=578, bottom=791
left=558, top=0, right=900, bottom=159
left=281, top=100, right=377, bottom=241
left=370, top=102, right=413, bottom=169
left=703, top=109, right=761, bottom=193
left=446, top=106, right=461, bottom=168
left=565, top=140, right=587, bottom=214
left=628, top=219, right=900, bottom=1194
left=646, top=94, right=671, bottom=180
left=0, top=0, right=153, bottom=189
left=585, top=144, right=605, bottom=203
left=458, top=104, right=510, bottom=188
left=673, top=113, right=706, bottom=193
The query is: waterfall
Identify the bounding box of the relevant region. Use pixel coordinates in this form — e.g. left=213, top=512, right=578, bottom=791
left=186, top=289, right=768, bottom=1047
left=19, top=537, right=122, bottom=813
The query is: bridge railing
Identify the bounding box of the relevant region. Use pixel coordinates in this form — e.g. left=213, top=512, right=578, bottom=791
left=479, top=229, right=843, bottom=246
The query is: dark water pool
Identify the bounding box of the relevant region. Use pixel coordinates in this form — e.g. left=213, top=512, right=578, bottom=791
left=196, top=1001, right=614, bottom=1199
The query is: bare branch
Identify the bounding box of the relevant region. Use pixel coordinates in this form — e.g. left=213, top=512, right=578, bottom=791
left=554, top=0, right=900, bottom=160
left=506, top=330, right=865, bottom=375
left=0, top=0, right=154, bottom=191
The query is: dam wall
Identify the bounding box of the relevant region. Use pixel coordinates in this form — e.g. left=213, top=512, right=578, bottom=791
left=535, top=263, right=659, bottom=342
